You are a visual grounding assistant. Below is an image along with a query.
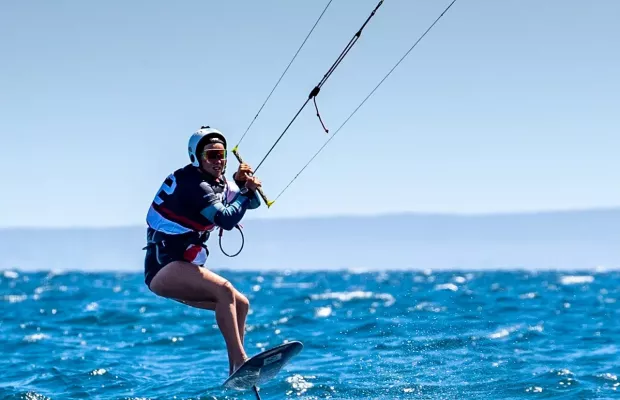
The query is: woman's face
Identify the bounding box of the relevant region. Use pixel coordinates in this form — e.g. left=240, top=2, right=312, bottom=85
left=200, top=143, right=227, bottom=178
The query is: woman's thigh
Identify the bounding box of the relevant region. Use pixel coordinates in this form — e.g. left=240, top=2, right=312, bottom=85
left=149, top=261, right=232, bottom=303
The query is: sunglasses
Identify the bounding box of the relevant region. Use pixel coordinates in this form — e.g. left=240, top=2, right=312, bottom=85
left=202, top=149, right=227, bottom=161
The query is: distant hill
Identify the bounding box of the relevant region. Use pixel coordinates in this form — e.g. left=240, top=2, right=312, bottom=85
left=1, top=208, right=618, bottom=272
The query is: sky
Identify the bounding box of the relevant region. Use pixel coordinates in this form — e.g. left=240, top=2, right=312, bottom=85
left=1, top=0, right=618, bottom=228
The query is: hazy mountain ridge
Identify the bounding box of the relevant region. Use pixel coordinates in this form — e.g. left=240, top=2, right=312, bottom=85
left=1, top=209, right=618, bottom=271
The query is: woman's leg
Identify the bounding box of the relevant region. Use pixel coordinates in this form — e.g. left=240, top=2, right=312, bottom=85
left=149, top=261, right=248, bottom=372
left=178, top=293, right=249, bottom=344
left=175, top=294, right=250, bottom=373
left=234, top=291, right=249, bottom=346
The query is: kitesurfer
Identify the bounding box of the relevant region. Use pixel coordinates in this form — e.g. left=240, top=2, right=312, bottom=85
left=143, top=125, right=261, bottom=376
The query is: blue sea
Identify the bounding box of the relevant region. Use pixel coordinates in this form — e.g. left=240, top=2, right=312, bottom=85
left=1, top=269, right=618, bottom=399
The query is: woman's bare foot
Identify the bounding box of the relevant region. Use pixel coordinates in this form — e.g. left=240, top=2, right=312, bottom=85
left=229, top=355, right=249, bottom=376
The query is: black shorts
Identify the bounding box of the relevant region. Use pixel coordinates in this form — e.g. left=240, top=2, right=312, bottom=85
left=143, top=228, right=209, bottom=288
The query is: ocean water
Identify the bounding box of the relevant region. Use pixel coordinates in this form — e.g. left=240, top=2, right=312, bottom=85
left=1, top=269, right=618, bottom=400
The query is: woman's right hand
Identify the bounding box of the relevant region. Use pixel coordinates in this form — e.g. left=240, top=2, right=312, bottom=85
left=245, top=175, right=262, bottom=192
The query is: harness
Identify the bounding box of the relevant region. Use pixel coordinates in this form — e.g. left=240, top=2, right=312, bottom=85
left=143, top=227, right=208, bottom=253
left=144, top=173, right=247, bottom=258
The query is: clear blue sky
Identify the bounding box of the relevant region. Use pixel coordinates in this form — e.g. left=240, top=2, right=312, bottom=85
left=1, top=0, right=618, bottom=228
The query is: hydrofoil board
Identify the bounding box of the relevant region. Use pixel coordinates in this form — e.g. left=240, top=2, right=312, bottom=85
left=223, top=341, right=303, bottom=390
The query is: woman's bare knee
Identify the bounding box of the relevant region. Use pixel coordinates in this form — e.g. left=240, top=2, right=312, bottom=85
left=216, top=280, right=236, bottom=304
left=236, top=292, right=250, bottom=314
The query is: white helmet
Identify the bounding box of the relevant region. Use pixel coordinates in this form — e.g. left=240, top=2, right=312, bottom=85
left=188, top=126, right=227, bottom=167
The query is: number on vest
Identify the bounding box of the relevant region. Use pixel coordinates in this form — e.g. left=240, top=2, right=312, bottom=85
left=154, top=175, right=177, bottom=205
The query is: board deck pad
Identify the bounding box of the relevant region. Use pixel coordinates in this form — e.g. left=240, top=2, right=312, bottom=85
left=223, top=341, right=303, bottom=390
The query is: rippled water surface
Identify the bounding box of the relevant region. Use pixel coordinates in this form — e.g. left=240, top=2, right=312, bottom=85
left=1, top=269, right=619, bottom=399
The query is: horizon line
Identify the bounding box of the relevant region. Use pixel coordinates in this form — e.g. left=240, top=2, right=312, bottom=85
left=2, top=266, right=618, bottom=273
left=1, top=205, right=618, bottom=231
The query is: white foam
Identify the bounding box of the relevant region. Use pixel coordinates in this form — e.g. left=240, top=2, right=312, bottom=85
left=274, top=317, right=289, bottom=325
left=285, top=374, right=314, bottom=395
left=315, top=306, right=332, bottom=318
left=3, top=271, right=19, bottom=279
left=4, top=294, right=27, bottom=303
left=90, top=368, right=107, bottom=376
left=528, top=324, right=544, bottom=332
left=489, top=329, right=510, bottom=339
left=594, top=265, right=609, bottom=273
left=22, top=392, right=51, bottom=400
left=34, top=286, right=49, bottom=295
left=489, top=325, right=520, bottom=340
left=435, top=283, right=458, bottom=292
left=556, top=369, right=573, bottom=376
left=598, top=373, right=617, bottom=381
left=346, top=267, right=372, bottom=274
left=560, top=275, right=594, bottom=285
left=24, top=333, right=50, bottom=342
left=310, top=291, right=395, bottom=306
left=411, top=302, right=445, bottom=313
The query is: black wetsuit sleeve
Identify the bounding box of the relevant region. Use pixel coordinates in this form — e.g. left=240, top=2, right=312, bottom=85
left=198, top=182, right=251, bottom=230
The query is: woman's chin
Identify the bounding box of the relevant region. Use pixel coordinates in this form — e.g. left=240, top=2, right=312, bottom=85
left=203, top=167, right=222, bottom=178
